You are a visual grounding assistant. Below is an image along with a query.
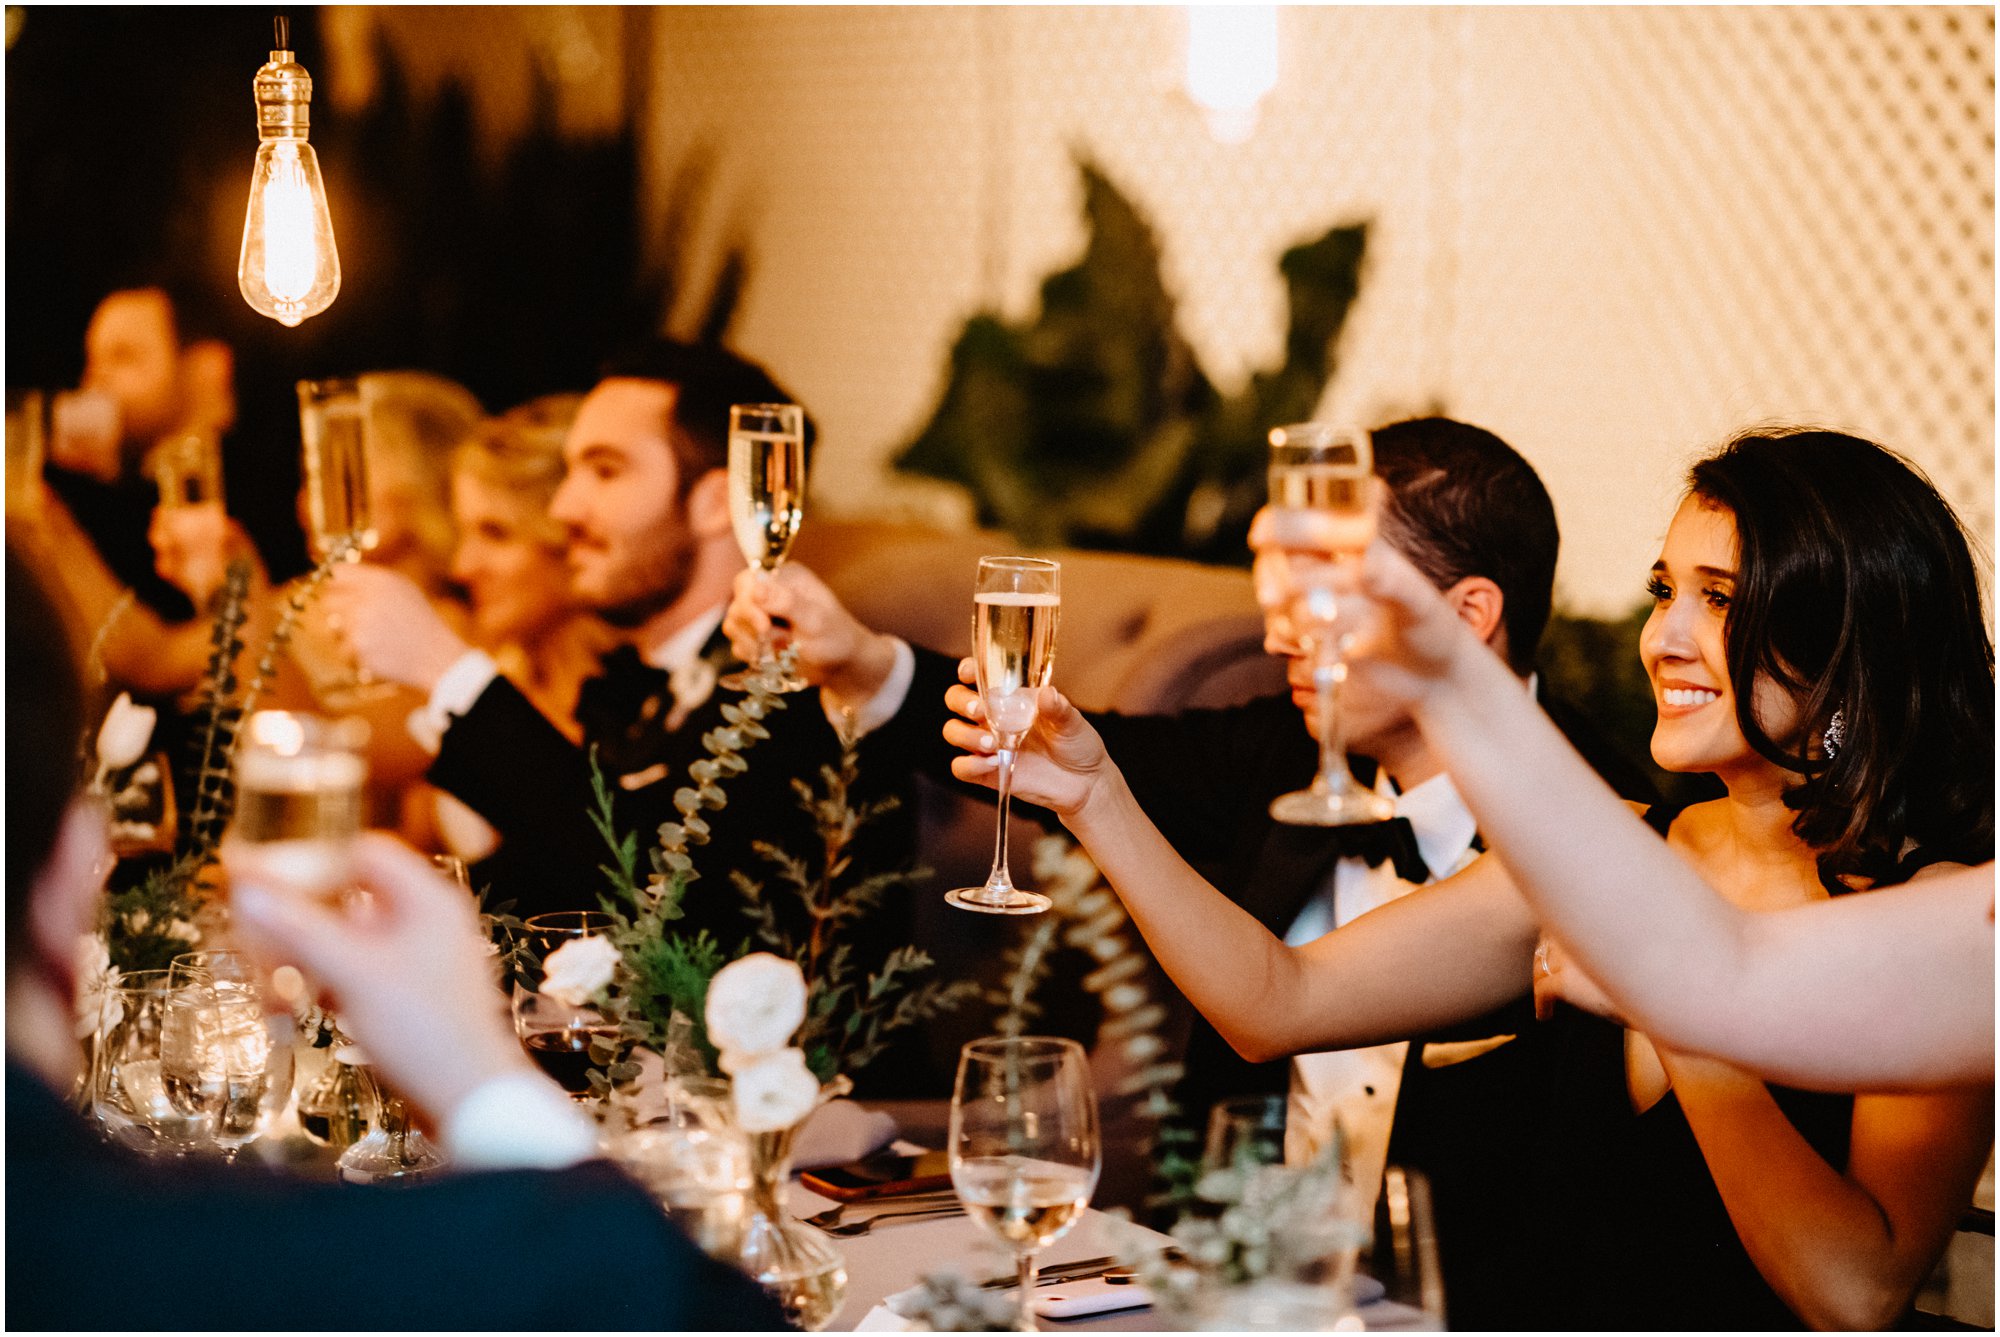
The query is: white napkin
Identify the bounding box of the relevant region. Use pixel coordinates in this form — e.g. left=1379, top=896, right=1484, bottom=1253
left=793, top=1099, right=899, bottom=1169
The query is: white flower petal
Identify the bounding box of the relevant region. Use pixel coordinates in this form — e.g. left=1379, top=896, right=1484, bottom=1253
left=729, top=1047, right=821, bottom=1133
left=704, top=952, right=807, bottom=1058
left=541, top=934, right=620, bottom=1007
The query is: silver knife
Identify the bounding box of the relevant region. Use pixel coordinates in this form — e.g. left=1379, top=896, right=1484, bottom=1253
left=978, top=1255, right=1120, bottom=1290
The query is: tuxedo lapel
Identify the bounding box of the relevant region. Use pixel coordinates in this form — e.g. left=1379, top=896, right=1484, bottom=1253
left=1239, top=822, right=1342, bottom=934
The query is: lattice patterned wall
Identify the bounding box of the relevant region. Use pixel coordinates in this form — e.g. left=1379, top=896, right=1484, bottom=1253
left=632, top=5, right=1990, bottom=613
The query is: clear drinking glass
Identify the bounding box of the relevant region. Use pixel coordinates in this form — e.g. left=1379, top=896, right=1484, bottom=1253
left=950, top=1036, right=1100, bottom=1331
left=946, top=556, right=1061, bottom=915
left=150, top=429, right=225, bottom=510
left=297, top=376, right=392, bottom=705
left=513, top=911, right=620, bottom=1101
left=167, top=950, right=296, bottom=1161
left=1203, top=1093, right=1289, bottom=1174
left=229, top=710, right=367, bottom=904
left=1262, top=423, right=1394, bottom=827
left=92, top=970, right=212, bottom=1156
left=720, top=402, right=810, bottom=694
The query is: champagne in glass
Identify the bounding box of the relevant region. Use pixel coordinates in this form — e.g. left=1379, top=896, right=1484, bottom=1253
left=297, top=377, right=392, bottom=705
left=1263, top=423, right=1395, bottom=827
left=949, top=1036, right=1100, bottom=1330
left=230, top=710, right=367, bottom=903
left=721, top=402, right=810, bottom=694
left=297, top=377, right=377, bottom=559
left=946, top=557, right=1060, bottom=915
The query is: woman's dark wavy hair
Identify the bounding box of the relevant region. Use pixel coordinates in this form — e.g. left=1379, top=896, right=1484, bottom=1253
left=1688, top=429, right=1993, bottom=888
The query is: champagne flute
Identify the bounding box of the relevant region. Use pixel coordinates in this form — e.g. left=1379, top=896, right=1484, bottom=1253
left=946, top=556, right=1061, bottom=915
left=1263, top=423, right=1395, bottom=827
left=513, top=911, right=620, bottom=1100
left=297, top=376, right=393, bottom=706
left=949, top=1036, right=1100, bottom=1330
left=720, top=402, right=810, bottom=694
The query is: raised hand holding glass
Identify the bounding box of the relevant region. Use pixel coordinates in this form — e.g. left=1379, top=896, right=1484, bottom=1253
left=1263, top=423, right=1394, bottom=827
left=721, top=402, right=810, bottom=693
left=947, top=557, right=1060, bottom=915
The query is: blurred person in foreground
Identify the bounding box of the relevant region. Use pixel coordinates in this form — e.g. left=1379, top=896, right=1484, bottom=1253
left=3, top=546, right=780, bottom=1331
left=1279, top=501, right=1996, bottom=1092
left=727, top=417, right=1659, bottom=1326
left=946, top=429, right=1992, bottom=1329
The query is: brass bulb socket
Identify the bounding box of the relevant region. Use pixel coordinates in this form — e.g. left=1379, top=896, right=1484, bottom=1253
left=253, top=48, right=313, bottom=139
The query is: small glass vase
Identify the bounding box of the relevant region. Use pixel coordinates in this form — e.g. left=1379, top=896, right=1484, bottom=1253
left=736, top=1081, right=852, bottom=1332
left=296, top=1056, right=369, bottom=1149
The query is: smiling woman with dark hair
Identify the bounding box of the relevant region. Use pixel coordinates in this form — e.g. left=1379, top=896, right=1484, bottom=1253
left=948, top=427, right=1994, bottom=1329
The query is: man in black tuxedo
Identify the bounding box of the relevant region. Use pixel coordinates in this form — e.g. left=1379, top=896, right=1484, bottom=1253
left=322, top=342, right=917, bottom=951
left=5, top=547, right=781, bottom=1330
left=731, top=417, right=1658, bottom=1327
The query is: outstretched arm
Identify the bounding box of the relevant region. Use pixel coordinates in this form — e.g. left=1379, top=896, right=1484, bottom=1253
left=945, top=669, right=1536, bottom=1062
left=1327, top=526, right=1996, bottom=1090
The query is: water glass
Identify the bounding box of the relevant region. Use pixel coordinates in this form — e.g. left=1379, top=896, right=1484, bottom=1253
left=949, top=1036, right=1100, bottom=1329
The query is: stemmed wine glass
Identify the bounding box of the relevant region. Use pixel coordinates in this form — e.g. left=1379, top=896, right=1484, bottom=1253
left=946, top=557, right=1061, bottom=915
left=92, top=969, right=210, bottom=1156
left=949, top=1036, right=1100, bottom=1330
left=1261, top=423, right=1394, bottom=827
left=720, top=402, right=810, bottom=694
left=166, top=950, right=296, bottom=1163
left=297, top=377, right=393, bottom=707
left=513, top=911, right=620, bottom=1101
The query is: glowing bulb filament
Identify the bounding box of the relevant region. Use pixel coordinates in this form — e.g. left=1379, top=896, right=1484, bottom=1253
left=261, top=144, right=319, bottom=304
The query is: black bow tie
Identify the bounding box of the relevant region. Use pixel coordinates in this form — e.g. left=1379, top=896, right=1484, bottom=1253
left=1323, top=816, right=1431, bottom=884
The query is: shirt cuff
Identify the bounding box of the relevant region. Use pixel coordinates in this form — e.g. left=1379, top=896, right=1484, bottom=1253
left=406, top=649, right=500, bottom=755
left=821, top=637, right=915, bottom=742
left=443, top=1069, right=601, bottom=1171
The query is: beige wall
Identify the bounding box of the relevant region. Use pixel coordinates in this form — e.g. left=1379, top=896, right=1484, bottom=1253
left=346, top=6, right=1995, bottom=615
left=637, top=5, right=1993, bottom=615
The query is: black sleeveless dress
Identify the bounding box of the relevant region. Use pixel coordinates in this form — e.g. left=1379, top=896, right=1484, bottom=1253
left=1528, top=802, right=1855, bottom=1330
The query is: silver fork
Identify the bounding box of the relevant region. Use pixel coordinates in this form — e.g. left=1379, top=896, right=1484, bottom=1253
left=817, top=1202, right=966, bottom=1237
left=800, top=1190, right=960, bottom=1231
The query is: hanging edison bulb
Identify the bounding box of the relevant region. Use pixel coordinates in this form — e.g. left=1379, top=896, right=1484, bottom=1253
left=238, top=16, right=340, bottom=328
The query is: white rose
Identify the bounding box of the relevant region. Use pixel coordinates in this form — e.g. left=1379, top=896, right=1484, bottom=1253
left=540, top=934, right=619, bottom=1007
left=74, top=934, right=120, bottom=1040
left=95, top=692, right=156, bottom=774
left=704, top=952, right=808, bottom=1058
left=729, top=1047, right=821, bottom=1133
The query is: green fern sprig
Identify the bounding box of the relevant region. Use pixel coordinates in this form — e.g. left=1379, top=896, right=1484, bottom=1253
left=181, top=559, right=252, bottom=860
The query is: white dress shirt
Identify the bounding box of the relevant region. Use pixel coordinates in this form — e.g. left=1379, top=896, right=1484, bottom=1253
left=409, top=603, right=914, bottom=755
left=1281, top=676, right=1537, bottom=1204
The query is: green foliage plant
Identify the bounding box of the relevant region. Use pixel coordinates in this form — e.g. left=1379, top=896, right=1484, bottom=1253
left=584, top=677, right=971, bottom=1095
left=897, top=155, right=1366, bottom=565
